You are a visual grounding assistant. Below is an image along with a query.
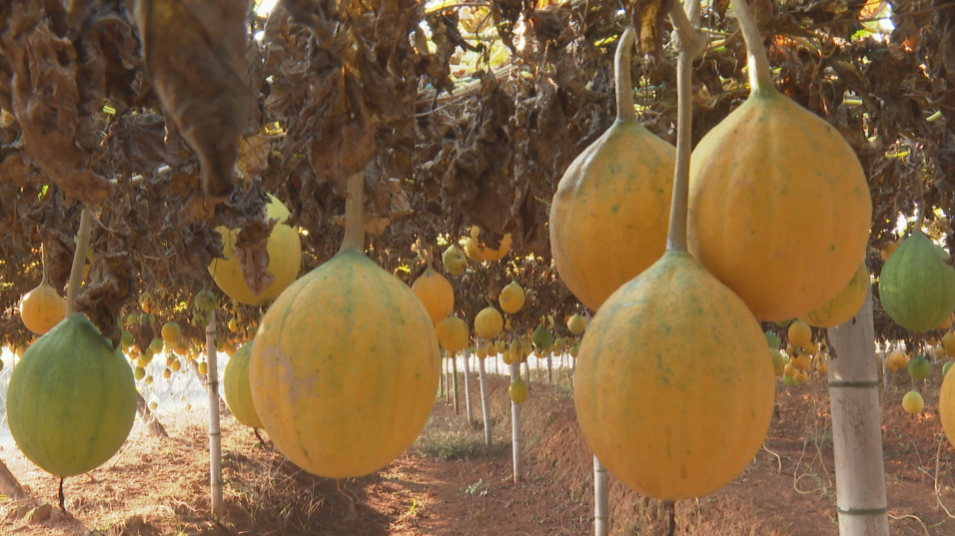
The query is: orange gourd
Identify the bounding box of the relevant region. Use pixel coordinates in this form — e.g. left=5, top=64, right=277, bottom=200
left=686, top=4, right=871, bottom=322
left=412, top=266, right=454, bottom=324
left=474, top=306, right=503, bottom=339
left=942, top=365, right=955, bottom=449
left=799, top=262, right=869, bottom=328
left=250, top=173, right=439, bottom=478
left=470, top=226, right=512, bottom=262
left=435, top=314, right=469, bottom=353
left=208, top=195, right=302, bottom=305
left=19, top=247, right=66, bottom=335
left=572, top=23, right=775, bottom=502
left=549, top=27, right=675, bottom=311
left=498, top=281, right=525, bottom=314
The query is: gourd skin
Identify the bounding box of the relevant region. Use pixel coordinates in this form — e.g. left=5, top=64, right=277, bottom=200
left=879, top=231, right=955, bottom=333
left=550, top=120, right=675, bottom=311
left=223, top=342, right=263, bottom=429
left=688, top=90, right=871, bottom=321
left=942, top=366, right=955, bottom=450
left=575, top=250, right=775, bottom=501
left=799, top=262, right=869, bottom=328
left=7, top=315, right=137, bottom=477
left=412, top=267, right=454, bottom=324
left=250, top=249, right=440, bottom=478
left=19, top=281, right=67, bottom=335
left=209, top=195, right=302, bottom=305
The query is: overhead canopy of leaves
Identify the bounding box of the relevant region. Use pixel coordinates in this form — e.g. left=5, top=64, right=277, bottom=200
left=1, top=0, right=954, bottom=348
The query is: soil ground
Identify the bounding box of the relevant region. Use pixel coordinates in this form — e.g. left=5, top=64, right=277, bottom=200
left=1, top=362, right=954, bottom=536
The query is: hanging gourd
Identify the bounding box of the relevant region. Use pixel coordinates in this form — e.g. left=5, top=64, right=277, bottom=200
left=686, top=2, right=871, bottom=322
left=208, top=194, right=302, bottom=305
left=435, top=314, right=469, bottom=353
left=412, top=265, right=455, bottom=324
left=250, top=172, right=440, bottom=478
left=474, top=306, right=504, bottom=339
left=7, top=210, right=137, bottom=510
left=942, top=365, right=955, bottom=449
left=799, top=262, right=869, bottom=328
left=573, top=22, right=775, bottom=501
left=19, top=246, right=67, bottom=335
left=470, top=226, right=512, bottom=262
left=567, top=313, right=587, bottom=335
left=549, top=26, right=676, bottom=311
left=223, top=341, right=262, bottom=429
left=879, top=230, right=955, bottom=333
left=499, top=281, right=525, bottom=314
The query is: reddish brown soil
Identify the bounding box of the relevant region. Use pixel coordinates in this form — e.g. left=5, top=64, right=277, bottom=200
left=1, top=365, right=953, bottom=535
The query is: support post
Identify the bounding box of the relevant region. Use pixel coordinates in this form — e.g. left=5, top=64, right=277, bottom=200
left=463, top=349, right=474, bottom=424
left=827, top=290, right=889, bottom=536
left=478, top=349, right=492, bottom=446
left=510, top=361, right=522, bottom=484
left=205, top=309, right=224, bottom=517
left=594, top=455, right=609, bottom=536
left=452, top=352, right=459, bottom=415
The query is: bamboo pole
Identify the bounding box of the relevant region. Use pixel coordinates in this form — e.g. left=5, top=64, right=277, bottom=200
left=523, top=360, right=531, bottom=384
left=594, top=455, right=609, bottom=536
left=452, top=352, right=459, bottom=414
left=510, top=361, right=522, bottom=484
left=205, top=309, right=224, bottom=517
left=547, top=353, right=553, bottom=384
left=463, top=348, right=474, bottom=424
left=478, top=353, right=492, bottom=446
left=438, top=355, right=445, bottom=398
left=827, top=289, right=889, bottom=536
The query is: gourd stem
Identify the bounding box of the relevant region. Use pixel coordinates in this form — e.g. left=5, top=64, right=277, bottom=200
left=66, top=208, right=91, bottom=317
left=40, top=243, right=49, bottom=286
left=915, top=173, right=925, bottom=232
left=665, top=3, right=707, bottom=252
left=340, top=171, right=365, bottom=252
left=732, top=0, right=774, bottom=93
left=614, top=27, right=637, bottom=122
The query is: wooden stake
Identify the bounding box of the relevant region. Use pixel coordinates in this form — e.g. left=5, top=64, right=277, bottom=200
left=827, top=289, right=889, bottom=535
left=205, top=309, right=224, bottom=517
left=463, top=349, right=474, bottom=424
left=452, top=353, right=459, bottom=415
left=478, top=351, right=492, bottom=446
left=510, top=361, right=522, bottom=484
left=546, top=353, right=553, bottom=384
left=594, top=455, right=609, bottom=536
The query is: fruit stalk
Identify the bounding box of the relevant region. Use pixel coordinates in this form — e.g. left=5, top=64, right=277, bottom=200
left=66, top=208, right=91, bottom=316
left=614, top=27, right=636, bottom=122
left=730, top=0, right=774, bottom=93
left=340, top=170, right=366, bottom=252
left=665, top=3, right=707, bottom=251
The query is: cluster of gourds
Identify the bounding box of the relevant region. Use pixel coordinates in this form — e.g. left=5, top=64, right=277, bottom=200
left=549, top=0, right=872, bottom=501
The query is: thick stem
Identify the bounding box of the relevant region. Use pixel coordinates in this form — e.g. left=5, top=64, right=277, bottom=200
left=340, top=171, right=366, bottom=252
left=731, top=0, right=774, bottom=92
left=614, top=26, right=637, bottom=122
left=66, top=208, right=91, bottom=316
left=665, top=7, right=707, bottom=252
left=40, top=243, right=49, bottom=286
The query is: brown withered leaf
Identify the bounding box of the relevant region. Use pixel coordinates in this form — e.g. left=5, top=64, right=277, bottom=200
left=232, top=218, right=275, bottom=297
left=133, top=0, right=252, bottom=201
left=0, top=1, right=113, bottom=207
left=632, top=0, right=674, bottom=59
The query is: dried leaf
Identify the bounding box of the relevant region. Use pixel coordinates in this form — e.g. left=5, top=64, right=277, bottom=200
left=133, top=0, right=253, bottom=201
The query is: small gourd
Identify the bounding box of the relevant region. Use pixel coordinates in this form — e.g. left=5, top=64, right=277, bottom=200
left=412, top=266, right=455, bottom=324
left=474, top=306, right=504, bottom=339
left=499, top=281, right=525, bottom=314
left=223, top=341, right=263, bottom=429
left=435, top=315, right=469, bottom=353
left=19, top=247, right=66, bottom=335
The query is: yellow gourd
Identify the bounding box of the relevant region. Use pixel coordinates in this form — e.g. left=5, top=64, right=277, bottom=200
left=499, top=281, right=525, bottom=314
left=474, top=306, right=503, bottom=339
left=435, top=315, right=469, bottom=353
left=208, top=195, right=302, bottom=305
left=250, top=173, right=439, bottom=478
left=686, top=1, right=871, bottom=322
left=19, top=280, right=67, bottom=336
left=412, top=266, right=454, bottom=324
left=549, top=27, right=675, bottom=311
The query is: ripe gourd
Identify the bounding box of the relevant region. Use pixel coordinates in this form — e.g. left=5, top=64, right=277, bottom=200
left=573, top=24, right=774, bottom=502
left=879, top=230, right=955, bottom=332
left=208, top=194, right=302, bottom=305
left=19, top=247, right=66, bottom=336
left=223, top=342, right=262, bottom=429
left=509, top=377, right=528, bottom=404
left=549, top=26, right=676, bottom=311
left=474, top=306, right=503, bottom=339
left=499, top=281, right=525, bottom=314
left=943, top=366, right=955, bottom=449
left=435, top=314, right=469, bottom=353
left=686, top=4, right=871, bottom=322
left=799, top=262, right=869, bottom=328
left=412, top=266, right=454, bottom=324
left=250, top=173, right=439, bottom=478
left=7, top=314, right=137, bottom=477
left=787, top=320, right=812, bottom=349
left=471, top=226, right=512, bottom=262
